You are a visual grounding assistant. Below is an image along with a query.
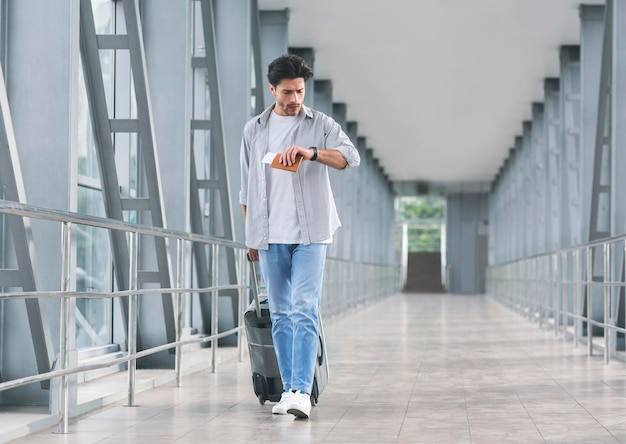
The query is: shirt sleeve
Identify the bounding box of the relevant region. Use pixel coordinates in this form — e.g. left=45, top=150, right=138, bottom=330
left=324, top=116, right=360, bottom=168
left=239, top=126, right=251, bottom=205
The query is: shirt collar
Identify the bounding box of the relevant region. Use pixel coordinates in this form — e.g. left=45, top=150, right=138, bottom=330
left=257, top=104, right=313, bottom=125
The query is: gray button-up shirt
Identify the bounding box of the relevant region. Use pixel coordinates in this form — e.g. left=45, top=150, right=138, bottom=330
left=240, top=104, right=360, bottom=250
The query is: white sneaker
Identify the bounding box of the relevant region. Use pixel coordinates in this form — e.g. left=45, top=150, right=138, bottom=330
left=286, top=391, right=311, bottom=418
left=272, top=391, right=293, bottom=415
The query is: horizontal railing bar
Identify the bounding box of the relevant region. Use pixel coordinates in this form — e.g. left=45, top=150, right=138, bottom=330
left=0, top=284, right=246, bottom=301
left=553, top=312, right=625, bottom=334
left=492, top=238, right=626, bottom=269
left=0, top=199, right=398, bottom=269
left=498, top=280, right=626, bottom=287
left=325, top=255, right=400, bottom=268
left=0, top=325, right=243, bottom=393
left=0, top=199, right=241, bottom=249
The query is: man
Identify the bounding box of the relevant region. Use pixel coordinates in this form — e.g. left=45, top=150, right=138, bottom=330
left=239, top=54, right=360, bottom=418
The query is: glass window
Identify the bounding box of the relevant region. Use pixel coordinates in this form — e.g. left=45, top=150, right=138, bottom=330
left=75, top=0, right=116, bottom=349
left=76, top=185, right=112, bottom=347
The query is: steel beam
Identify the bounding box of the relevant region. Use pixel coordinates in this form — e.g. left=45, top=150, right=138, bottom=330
left=0, top=62, right=54, bottom=390
left=188, top=0, right=238, bottom=340
left=80, top=0, right=180, bottom=359
left=531, top=104, right=546, bottom=255
left=559, top=45, right=582, bottom=249
left=544, top=79, right=561, bottom=253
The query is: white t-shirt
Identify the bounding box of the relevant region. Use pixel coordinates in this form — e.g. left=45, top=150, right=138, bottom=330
left=266, top=112, right=303, bottom=243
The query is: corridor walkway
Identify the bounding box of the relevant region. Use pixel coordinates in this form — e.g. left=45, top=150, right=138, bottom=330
left=8, top=293, right=626, bottom=443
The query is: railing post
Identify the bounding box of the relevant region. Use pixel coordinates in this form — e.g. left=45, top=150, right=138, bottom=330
left=211, top=243, right=219, bottom=373
left=553, top=253, right=559, bottom=336
left=126, top=231, right=139, bottom=406
left=562, top=251, right=568, bottom=341
left=587, top=246, right=593, bottom=356
left=524, top=261, right=527, bottom=315
left=57, top=221, right=72, bottom=434
left=532, top=259, right=538, bottom=323
left=603, top=242, right=610, bottom=364
left=238, top=248, right=246, bottom=363
left=573, top=249, right=580, bottom=348
left=175, top=238, right=184, bottom=387
left=527, top=260, right=532, bottom=319
left=513, top=262, right=517, bottom=312
left=542, top=255, right=552, bottom=326
left=539, top=257, right=545, bottom=328
left=526, top=260, right=532, bottom=320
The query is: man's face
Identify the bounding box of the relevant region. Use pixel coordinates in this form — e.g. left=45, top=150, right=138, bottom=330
left=270, top=77, right=305, bottom=116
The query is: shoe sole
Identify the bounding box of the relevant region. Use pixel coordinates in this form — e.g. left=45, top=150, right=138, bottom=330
left=287, top=407, right=310, bottom=418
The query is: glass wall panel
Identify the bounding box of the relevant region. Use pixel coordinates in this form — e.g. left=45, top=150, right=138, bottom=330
left=75, top=0, right=116, bottom=349
left=76, top=186, right=112, bottom=347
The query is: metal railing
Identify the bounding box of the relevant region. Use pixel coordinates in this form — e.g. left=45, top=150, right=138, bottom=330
left=323, top=257, right=401, bottom=317
left=0, top=199, right=401, bottom=434
left=487, top=234, right=626, bottom=365
left=0, top=199, right=252, bottom=434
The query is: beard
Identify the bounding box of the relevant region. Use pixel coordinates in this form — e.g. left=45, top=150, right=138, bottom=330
left=278, top=102, right=300, bottom=116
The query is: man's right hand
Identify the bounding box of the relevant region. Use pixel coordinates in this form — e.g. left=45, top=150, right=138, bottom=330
left=247, top=248, right=259, bottom=262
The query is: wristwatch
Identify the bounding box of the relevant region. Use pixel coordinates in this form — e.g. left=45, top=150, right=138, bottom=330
left=310, top=146, right=318, bottom=161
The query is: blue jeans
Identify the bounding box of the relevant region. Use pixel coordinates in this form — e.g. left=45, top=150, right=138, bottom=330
left=258, top=243, right=327, bottom=394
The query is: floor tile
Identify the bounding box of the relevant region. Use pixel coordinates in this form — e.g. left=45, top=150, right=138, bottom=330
left=6, top=293, right=626, bottom=443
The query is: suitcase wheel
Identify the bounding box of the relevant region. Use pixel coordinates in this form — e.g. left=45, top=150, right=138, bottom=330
left=253, top=373, right=270, bottom=405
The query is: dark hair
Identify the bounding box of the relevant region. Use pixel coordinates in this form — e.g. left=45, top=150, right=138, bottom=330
left=267, top=54, right=313, bottom=87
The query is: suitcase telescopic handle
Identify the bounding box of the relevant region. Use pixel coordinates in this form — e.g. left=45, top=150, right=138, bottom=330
left=247, top=253, right=262, bottom=318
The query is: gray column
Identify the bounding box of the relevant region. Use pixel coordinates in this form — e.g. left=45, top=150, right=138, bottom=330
left=314, top=80, right=333, bottom=116
left=332, top=103, right=349, bottom=259
left=314, top=80, right=340, bottom=257
left=492, top=156, right=508, bottom=264
left=346, top=121, right=360, bottom=260
left=446, top=193, right=489, bottom=294
left=215, top=0, right=252, bottom=243
left=142, top=1, right=191, bottom=234
left=364, top=144, right=375, bottom=262
left=289, top=47, right=315, bottom=107
left=578, top=4, right=607, bottom=336
left=513, top=136, right=524, bottom=259
left=559, top=45, right=582, bottom=248
left=531, top=104, right=546, bottom=255
left=612, top=2, right=626, bottom=237
left=488, top=181, right=498, bottom=265
left=606, top=1, right=626, bottom=342
left=3, top=0, right=80, bottom=406
left=259, top=9, right=288, bottom=107
left=579, top=5, right=604, bottom=244
left=522, top=121, right=535, bottom=256
left=141, top=0, right=192, bottom=362
left=544, top=79, right=561, bottom=253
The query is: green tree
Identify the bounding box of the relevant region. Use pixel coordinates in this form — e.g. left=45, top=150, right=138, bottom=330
left=396, top=196, right=444, bottom=253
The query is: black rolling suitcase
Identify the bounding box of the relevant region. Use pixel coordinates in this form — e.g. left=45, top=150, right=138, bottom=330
left=244, top=259, right=329, bottom=406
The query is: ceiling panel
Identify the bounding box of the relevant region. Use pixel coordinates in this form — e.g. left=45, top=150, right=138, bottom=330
left=257, top=0, right=604, bottom=185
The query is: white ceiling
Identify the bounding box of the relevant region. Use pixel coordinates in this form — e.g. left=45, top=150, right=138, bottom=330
left=258, top=0, right=603, bottom=186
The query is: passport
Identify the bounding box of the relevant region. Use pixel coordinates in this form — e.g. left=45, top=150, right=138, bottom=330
left=266, top=152, right=304, bottom=172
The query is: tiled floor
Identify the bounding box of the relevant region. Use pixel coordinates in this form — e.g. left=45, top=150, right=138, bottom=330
left=7, top=293, right=626, bottom=443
